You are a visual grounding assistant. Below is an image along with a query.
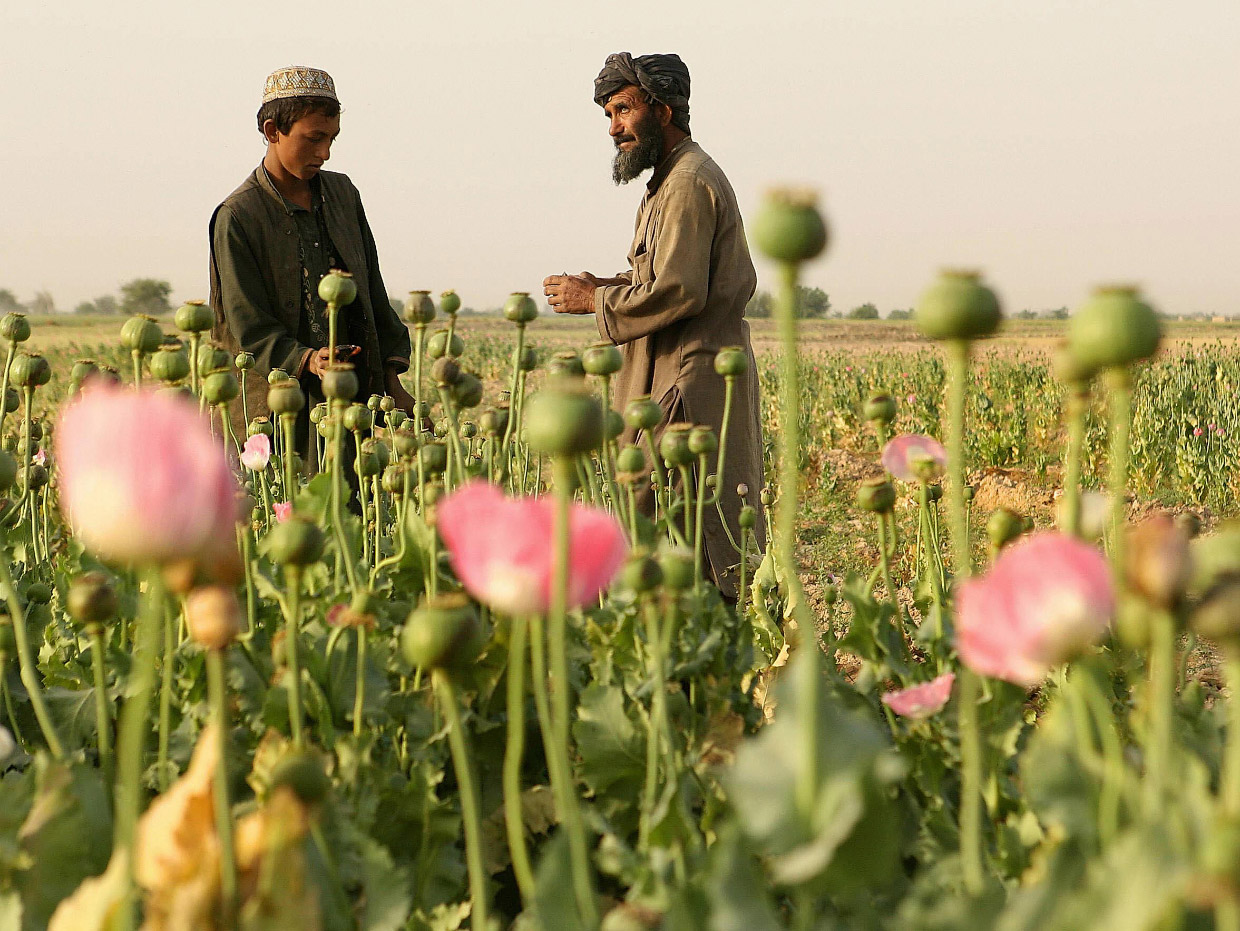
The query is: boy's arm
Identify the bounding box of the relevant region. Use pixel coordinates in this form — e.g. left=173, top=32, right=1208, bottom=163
left=212, top=205, right=314, bottom=376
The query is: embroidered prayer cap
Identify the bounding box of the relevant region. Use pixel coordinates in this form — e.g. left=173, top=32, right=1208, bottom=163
left=594, top=53, right=691, bottom=133
left=262, top=65, right=339, bottom=104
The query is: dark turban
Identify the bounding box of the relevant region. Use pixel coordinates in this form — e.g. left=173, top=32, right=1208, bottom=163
left=594, top=52, right=691, bottom=134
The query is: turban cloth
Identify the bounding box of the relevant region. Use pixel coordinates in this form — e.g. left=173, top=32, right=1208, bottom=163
left=594, top=52, right=691, bottom=134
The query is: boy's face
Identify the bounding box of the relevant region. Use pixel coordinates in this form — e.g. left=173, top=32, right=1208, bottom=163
left=265, top=111, right=340, bottom=181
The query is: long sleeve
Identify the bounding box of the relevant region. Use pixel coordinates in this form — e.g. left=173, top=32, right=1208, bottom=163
left=211, top=205, right=312, bottom=375
left=594, top=174, right=716, bottom=345
left=356, top=196, right=412, bottom=373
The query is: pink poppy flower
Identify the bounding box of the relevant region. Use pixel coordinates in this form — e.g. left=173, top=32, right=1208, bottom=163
left=907, top=394, right=916, bottom=404
left=273, top=501, right=293, bottom=523
left=881, top=673, right=955, bottom=719
left=240, top=433, right=271, bottom=471
left=436, top=481, right=628, bottom=616
left=956, top=532, right=1114, bottom=686
left=1194, top=427, right=1203, bottom=437
left=55, top=384, right=237, bottom=564
left=32, top=448, right=46, bottom=467
left=881, top=433, right=948, bottom=482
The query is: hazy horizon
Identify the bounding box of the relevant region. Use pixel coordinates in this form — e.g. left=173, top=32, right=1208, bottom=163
left=3, top=0, right=1238, bottom=318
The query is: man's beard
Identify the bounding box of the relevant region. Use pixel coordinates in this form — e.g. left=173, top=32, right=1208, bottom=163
left=612, top=113, right=664, bottom=185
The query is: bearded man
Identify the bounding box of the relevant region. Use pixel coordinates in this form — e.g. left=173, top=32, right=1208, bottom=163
left=543, top=52, right=766, bottom=599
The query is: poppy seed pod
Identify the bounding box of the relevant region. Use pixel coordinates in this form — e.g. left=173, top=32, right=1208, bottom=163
left=1126, top=513, right=1192, bottom=610
left=419, top=442, right=448, bottom=475
left=684, top=427, right=717, bottom=462
left=863, top=392, right=897, bottom=424
left=752, top=188, right=828, bottom=263
left=624, top=396, right=662, bottom=432
left=203, top=369, right=240, bottom=405
left=309, top=402, right=328, bottom=424
left=268, top=380, right=306, bottom=415
left=174, top=300, right=214, bottom=333
left=1190, top=581, right=1240, bottom=647
left=658, top=548, right=696, bottom=592
left=247, top=418, right=274, bottom=439
left=149, top=345, right=191, bottom=383
left=368, top=438, right=392, bottom=471
left=71, top=360, right=99, bottom=384
left=659, top=424, right=694, bottom=467
left=321, top=364, right=359, bottom=402
left=616, top=445, right=646, bottom=474
left=269, top=750, right=331, bottom=804
left=387, top=409, right=408, bottom=431
left=120, top=315, right=164, bottom=354
left=431, top=357, right=462, bottom=387
left=357, top=449, right=381, bottom=478
left=403, top=291, right=436, bottom=325
left=67, top=572, right=119, bottom=630
left=401, top=594, right=481, bottom=671
left=366, top=394, right=383, bottom=412
left=185, top=585, right=242, bottom=650
left=515, top=346, right=538, bottom=373
left=1052, top=341, right=1098, bottom=388
left=452, top=373, right=484, bottom=409
left=267, top=368, right=291, bottom=385
left=479, top=407, right=509, bottom=437
left=234, top=351, right=255, bottom=371
left=856, top=477, right=896, bottom=513
left=583, top=342, right=623, bottom=377
left=760, top=487, right=775, bottom=507
left=987, top=508, right=1025, bottom=551
left=343, top=404, right=373, bottom=433
left=524, top=379, right=604, bottom=456
left=738, top=505, right=757, bottom=530
left=24, top=581, right=51, bottom=605
left=547, top=351, right=586, bottom=378
left=264, top=515, right=325, bottom=566
left=1067, top=285, right=1161, bottom=372
left=379, top=395, right=396, bottom=413
left=0, top=451, right=17, bottom=492
left=318, top=269, right=357, bottom=307
left=459, top=421, right=478, bottom=440
left=427, top=328, right=465, bottom=360
left=915, top=270, right=1002, bottom=342
left=392, top=428, right=420, bottom=458
left=10, top=353, right=51, bottom=388
left=503, top=292, right=539, bottom=324
left=198, top=346, right=232, bottom=378
left=604, top=410, right=625, bottom=442
left=714, top=346, right=748, bottom=377
left=382, top=462, right=408, bottom=494
left=439, top=290, right=462, bottom=315
left=621, top=550, right=663, bottom=593
left=0, top=313, right=31, bottom=344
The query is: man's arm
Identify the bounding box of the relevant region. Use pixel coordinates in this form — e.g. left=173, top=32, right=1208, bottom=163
left=212, top=205, right=314, bottom=376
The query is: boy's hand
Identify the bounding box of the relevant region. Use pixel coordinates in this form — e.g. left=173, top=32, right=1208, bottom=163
left=307, top=347, right=333, bottom=377
left=385, top=369, right=417, bottom=415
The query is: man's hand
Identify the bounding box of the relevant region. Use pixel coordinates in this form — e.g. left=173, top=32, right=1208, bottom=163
left=385, top=369, right=417, bottom=415
left=543, top=273, right=597, bottom=315
left=306, top=347, right=333, bottom=377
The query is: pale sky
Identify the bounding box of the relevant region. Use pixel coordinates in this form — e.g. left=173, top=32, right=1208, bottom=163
left=3, top=0, right=1238, bottom=317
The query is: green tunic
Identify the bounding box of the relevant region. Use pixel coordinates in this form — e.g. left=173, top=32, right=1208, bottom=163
left=593, top=139, right=767, bottom=597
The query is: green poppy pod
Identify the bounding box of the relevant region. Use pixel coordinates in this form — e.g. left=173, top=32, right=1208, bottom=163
left=427, top=328, right=464, bottom=359
left=479, top=407, right=509, bottom=437
left=431, top=357, right=462, bottom=387
left=439, top=290, right=462, bottom=315
left=688, top=425, right=718, bottom=457
left=366, top=394, right=382, bottom=412
left=269, top=750, right=331, bottom=804
left=422, top=480, right=445, bottom=507
left=856, top=477, right=896, bottom=513
left=97, top=366, right=122, bottom=385
left=316, top=417, right=334, bottom=439
left=382, top=463, right=408, bottom=495
left=1052, top=342, right=1097, bottom=388
left=738, top=505, right=757, bottom=530
left=403, top=291, right=436, bottom=325
left=23, top=464, right=48, bottom=492
left=149, top=345, right=191, bottom=383
left=26, top=422, right=42, bottom=443
left=583, top=342, right=623, bottom=377
left=343, top=404, right=373, bottom=433
left=452, top=373, right=484, bottom=409
left=516, top=346, right=538, bottom=372
left=268, top=368, right=291, bottom=385
left=265, top=515, right=325, bottom=566
left=714, top=346, right=748, bottom=377
left=419, top=442, right=448, bottom=475
left=751, top=188, right=829, bottom=264
left=309, top=402, right=329, bottom=424
left=915, top=270, right=1002, bottom=342
left=120, top=314, right=164, bottom=354
left=459, top=421, right=478, bottom=440
left=234, top=351, right=256, bottom=371
left=616, top=445, right=646, bottom=474
left=659, top=423, right=694, bottom=467
left=393, top=428, right=420, bottom=458
left=987, top=508, right=1025, bottom=550
left=0, top=451, right=17, bottom=492
left=547, top=351, right=585, bottom=378
left=524, top=378, right=604, bottom=456
left=71, top=359, right=99, bottom=383
left=621, top=550, right=663, bottom=593
left=368, top=438, right=392, bottom=471
left=357, top=449, right=381, bottom=478
left=400, top=593, right=481, bottom=671
left=1191, top=581, right=1240, bottom=647
left=1067, top=285, right=1161, bottom=372
left=268, top=380, right=306, bottom=415
left=927, top=483, right=944, bottom=503
left=387, top=409, right=408, bottom=431
left=380, top=395, right=396, bottom=413
left=658, top=548, right=696, bottom=592
left=321, top=364, right=359, bottom=402
left=24, top=581, right=52, bottom=605
left=433, top=418, right=449, bottom=438
left=318, top=269, right=357, bottom=307
left=604, top=410, right=625, bottom=442
left=863, top=392, right=897, bottom=424
left=248, top=417, right=275, bottom=438
left=503, top=292, right=540, bottom=324
left=0, top=313, right=31, bottom=343
left=198, top=346, right=232, bottom=378
left=10, top=353, right=50, bottom=388
left=174, top=300, right=215, bottom=333
left=624, top=396, right=662, bottom=432
left=202, top=369, right=240, bottom=405
left=67, top=572, right=119, bottom=630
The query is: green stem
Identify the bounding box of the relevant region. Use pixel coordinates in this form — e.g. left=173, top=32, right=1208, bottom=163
left=1062, top=384, right=1088, bottom=536
left=435, top=671, right=490, bottom=931
left=353, top=626, right=367, bottom=738
left=1, top=656, right=27, bottom=750
left=90, top=630, right=112, bottom=774
left=281, top=413, right=298, bottom=503
left=0, top=341, right=16, bottom=436
left=945, top=340, right=973, bottom=579
left=0, top=552, right=62, bottom=757
left=694, top=454, right=708, bottom=592
left=328, top=404, right=361, bottom=592
left=284, top=566, right=305, bottom=749
left=958, top=667, right=984, bottom=893
left=1144, top=609, right=1177, bottom=811
left=157, top=603, right=175, bottom=790
left=639, top=598, right=668, bottom=850
left=1105, top=369, right=1132, bottom=580
left=502, top=616, right=536, bottom=906
left=206, top=648, right=238, bottom=918
left=876, top=512, right=903, bottom=643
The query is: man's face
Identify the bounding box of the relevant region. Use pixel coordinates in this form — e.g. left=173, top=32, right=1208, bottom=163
left=267, top=111, right=340, bottom=181
left=605, top=86, right=664, bottom=185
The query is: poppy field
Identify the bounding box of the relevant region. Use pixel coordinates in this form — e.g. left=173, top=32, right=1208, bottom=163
left=4, top=192, right=1240, bottom=931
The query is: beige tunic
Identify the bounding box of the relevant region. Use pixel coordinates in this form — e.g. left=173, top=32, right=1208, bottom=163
left=594, top=139, right=767, bottom=597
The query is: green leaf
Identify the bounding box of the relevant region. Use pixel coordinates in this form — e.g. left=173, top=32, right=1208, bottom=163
left=44, top=687, right=97, bottom=750
left=704, top=824, right=781, bottom=931
left=529, top=833, right=588, bottom=931
left=572, top=684, right=645, bottom=800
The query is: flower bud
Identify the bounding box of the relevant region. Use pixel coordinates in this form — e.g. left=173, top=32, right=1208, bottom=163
left=174, top=300, right=214, bottom=333
left=427, top=329, right=464, bottom=359
left=67, top=572, right=118, bottom=630
left=321, top=363, right=359, bottom=402
left=120, top=314, right=163, bottom=354
left=738, top=506, right=757, bottom=530
left=658, top=548, right=696, bottom=592
left=863, top=392, right=897, bottom=424
left=0, top=313, right=31, bottom=343
left=915, top=270, right=1002, bottom=342
left=621, top=551, right=663, bottom=593
left=403, top=291, right=435, bottom=325
left=203, top=369, right=240, bottom=405
left=343, top=404, right=373, bottom=433
left=856, top=477, right=896, bottom=513
left=401, top=594, right=481, bottom=670
left=624, top=396, right=662, bottom=432
left=439, top=290, right=461, bottom=315
left=688, top=425, right=718, bottom=457
left=659, top=424, right=693, bottom=467
left=318, top=269, right=357, bottom=307
left=987, top=508, right=1024, bottom=551
left=185, top=585, right=242, bottom=650
left=23, top=581, right=51, bottom=605
left=10, top=353, right=50, bottom=388
left=264, top=516, right=325, bottom=566
left=760, top=487, right=775, bottom=507
left=583, top=343, right=623, bottom=377
left=504, top=292, right=540, bottom=324
left=149, top=344, right=191, bottom=383
left=1067, top=285, right=1161, bottom=372
left=714, top=346, right=748, bottom=377
left=1126, top=513, right=1192, bottom=609
left=525, top=379, right=603, bottom=456
left=268, top=380, right=306, bottom=416
left=752, top=188, right=828, bottom=263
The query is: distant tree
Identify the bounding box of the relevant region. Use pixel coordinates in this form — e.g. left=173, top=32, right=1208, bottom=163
left=799, top=286, right=831, bottom=318
left=73, top=301, right=96, bottom=315
left=0, top=290, right=23, bottom=314
left=887, top=308, right=912, bottom=320
left=28, top=291, right=56, bottom=315
left=1047, top=307, right=1069, bottom=320
left=119, top=278, right=173, bottom=316
left=848, top=303, right=879, bottom=320
left=73, top=294, right=119, bottom=315
left=746, top=290, right=773, bottom=318
left=1016, top=309, right=1037, bottom=320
